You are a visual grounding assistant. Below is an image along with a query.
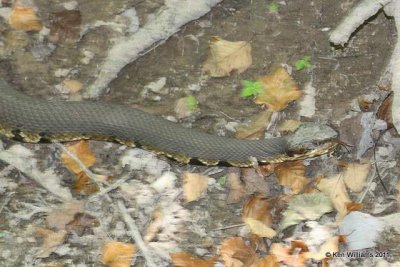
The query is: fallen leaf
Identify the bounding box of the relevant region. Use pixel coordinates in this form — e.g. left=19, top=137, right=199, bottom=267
left=241, top=168, right=270, bottom=195
left=346, top=202, right=363, bottom=212
left=34, top=228, right=67, bottom=258
left=269, top=243, right=308, bottom=267
left=219, top=237, right=256, bottom=267
left=304, top=236, right=339, bottom=261
left=182, top=172, right=209, bottom=202
left=277, top=120, right=302, bottom=133
left=274, top=161, right=308, bottom=193
left=61, top=141, right=96, bottom=174
left=203, top=36, right=252, bottom=77
left=226, top=168, right=246, bottom=204
left=170, top=252, right=217, bottom=267
left=244, top=217, right=276, bottom=238
left=377, top=93, right=393, bottom=128
left=74, top=171, right=99, bottom=194
left=63, top=79, right=83, bottom=94
left=101, top=241, right=136, bottom=267
left=243, top=195, right=273, bottom=226
left=235, top=110, right=272, bottom=140
left=317, top=174, right=351, bottom=222
left=49, top=10, right=82, bottom=44
left=46, top=201, right=84, bottom=230
left=255, top=68, right=302, bottom=111
left=66, top=213, right=99, bottom=235
left=9, top=5, right=42, bottom=31
left=175, top=96, right=198, bottom=119
left=279, top=192, right=333, bottom=231
left=342, top=162, right=371, bottom=193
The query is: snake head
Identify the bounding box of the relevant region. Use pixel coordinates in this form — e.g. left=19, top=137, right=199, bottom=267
left=285, top=123, right=338, bottom=159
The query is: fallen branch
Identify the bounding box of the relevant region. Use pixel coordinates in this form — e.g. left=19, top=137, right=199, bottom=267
left=83, top=0, right=223, bottom=98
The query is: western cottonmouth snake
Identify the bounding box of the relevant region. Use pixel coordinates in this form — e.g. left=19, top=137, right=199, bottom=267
left=0, top=79, right=337, bottom=166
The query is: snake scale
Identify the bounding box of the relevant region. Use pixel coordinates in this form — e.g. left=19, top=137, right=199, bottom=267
left=0, top=79, right=338, bottom=167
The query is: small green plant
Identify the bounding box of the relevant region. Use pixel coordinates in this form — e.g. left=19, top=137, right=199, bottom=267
left=295, top=56, right=312, bottom=71
left=268, top=3, right=279, bottom=13
left=218, top=175, right=227, bottom=186
left=186, top=95, right=198, bottom=111
left=240, top=80, right=263, bottom=97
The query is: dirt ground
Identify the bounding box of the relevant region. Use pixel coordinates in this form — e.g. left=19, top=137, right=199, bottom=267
left=0, top=0, right=399, bottom=266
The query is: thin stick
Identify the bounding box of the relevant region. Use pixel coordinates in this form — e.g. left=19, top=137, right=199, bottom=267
left=117, top=200, right=157, bottom=267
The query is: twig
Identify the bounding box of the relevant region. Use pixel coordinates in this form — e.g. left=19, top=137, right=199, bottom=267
left=212, top=223, right=246, bottom=231
left=117, top=200, right=157, bottom=267
left=88, top=174, right=132, bottom=202
left=56, top=143, right=106, bottom=190
left=0, top=192, right=13, bottom=215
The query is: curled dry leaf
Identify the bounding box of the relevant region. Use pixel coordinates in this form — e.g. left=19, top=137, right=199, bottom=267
left=9, top=5, right=42, bottom=31
left=182, top=172, right=209, bottom=202
left=241, top=168, right=270, bottom=195
left=74, top=171, right=99, bottom=194
left=34, top=227, right=67, bottom=258
left=317, top=174, right=351, bottom=222
left=343, top=162, right=371, bottom=193
left=170, top=252, right=217, bottom=267
left=235, top=110, right=272, bottom=140
left=219, top=237, right=256, bottom=267
left=255, top=67, right=302, bottom=111
left=274, top=161, right=308, bottom=193
left=202, top=36, right=252, bottom=77
left=61, top=140, right=96, bottom=174
left=101, top=241, right=136, bottom=267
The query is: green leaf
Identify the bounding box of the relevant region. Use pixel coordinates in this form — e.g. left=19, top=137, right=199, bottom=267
left=240, top=80, right=263, bottom=97
left=295, top=56, right=312, bottom=71
left=186, top=95, right=198, bottom=111
left=268, top=3, right=279, bottom=13
left=218, top=175, right=227, bottom=186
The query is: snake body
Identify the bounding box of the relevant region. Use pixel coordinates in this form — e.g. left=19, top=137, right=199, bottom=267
left=0, top=79, right=337, bottom=166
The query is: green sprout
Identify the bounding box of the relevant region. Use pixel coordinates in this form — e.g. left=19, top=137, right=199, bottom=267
left=295, top=56, right=312, bottom=71
left=268, top=3, right=279, bottom=13
left=186, top=95, right=198, bottom=111
left=240, top=80, right=263, bottom=98
left=218, top=175, right=227, bottom=186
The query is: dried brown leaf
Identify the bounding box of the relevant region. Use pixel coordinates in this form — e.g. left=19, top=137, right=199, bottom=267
left=9, top=6, right=42, bottom=31
left=203, top=36, right=252, bottom=77
left=241, top=168, right=270, bottom=195
left=226, top=169, right=246, bottom=204
left=182, top=172, right=209, bottom=203
left=317, top=174, right=351, bottom=222
left=244, top=217, right=276, bottom=238
left=269, top=243, right=307, bottom=267
left=49, top=10, right=81, bottom=44
left=170, top=252, right=217, bottom=267
left=46, top=201, right=84, bottom=230
left=101, top=241, right=136, bottom=267
left=61, top=140, right=96, bottom=174
left=343, top=162, right=371, bottom=193
left=63, top=79, right=83, bottom=94
left=219, top=237, right=256, bottom=267
left=274, top=161, right=308, bottom=193
left=235, top=110, right=272, bottom=140
left=255, top=68, right=302, bottom=111
left=243, top=195, right=273, bottom=226
left=34, top=228, right=67, bottom=258
left=74, top=171, right=99, bottom=194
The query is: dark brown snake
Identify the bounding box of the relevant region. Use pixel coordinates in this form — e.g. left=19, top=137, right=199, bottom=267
left=0, top=79, right=338, bottom=167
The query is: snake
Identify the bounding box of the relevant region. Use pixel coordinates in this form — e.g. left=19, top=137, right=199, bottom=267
left=0, top=79, right=338, bottom=167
